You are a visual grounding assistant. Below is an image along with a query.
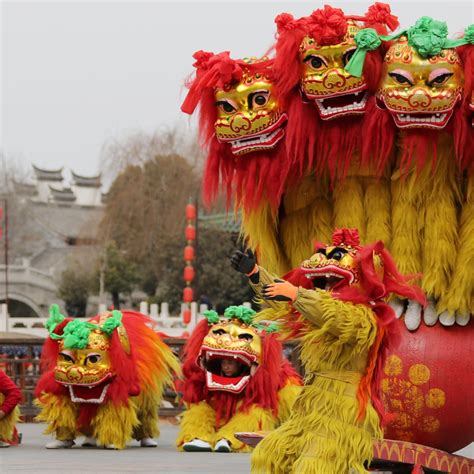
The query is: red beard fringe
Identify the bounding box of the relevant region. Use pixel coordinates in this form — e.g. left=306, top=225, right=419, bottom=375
left=181, top=320, right=301, bottom=425
left=203, top=139, right=292, bottom=213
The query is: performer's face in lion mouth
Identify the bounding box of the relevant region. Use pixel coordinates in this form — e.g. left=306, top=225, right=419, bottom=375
left=199, top=320, right=262, bottom=393
left=300, top=245, right=360, bottom=291
left=214, top=65, right=287, bottom=156
left=54, top=331, right=115, bottom=404
left=299, top=22, right=369, bottom=120
left=377, top=37, right=464, bottom=129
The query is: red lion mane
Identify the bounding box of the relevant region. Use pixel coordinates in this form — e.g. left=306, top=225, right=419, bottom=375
left=181, top=319, right=300, bottom=425
left=35, top=311, right=170, bottom=429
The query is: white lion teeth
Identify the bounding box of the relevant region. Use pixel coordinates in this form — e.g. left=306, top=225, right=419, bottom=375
left=455, top=312, right=471, bottom=326
left=423, top=298, right=438, bottom=326
left=439, top=310, right=456, bottom=326
left=316, top=92, right=368, bottom=116
left=397, top=113, right=446, bottom=123
left=389, top=297, right=406, bottom=319
left=404, top=300, right=422, bottom=331
left=231, top=127, right=281, bottom=149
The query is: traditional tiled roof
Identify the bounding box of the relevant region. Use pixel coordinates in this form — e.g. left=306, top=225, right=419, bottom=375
left=48, top=186, right=76, bottom=202
left=32, top=164, right=63, bottom=181
left=198, top=212, right=241, bottom=233
left=13, top=180, right=37, bottom=196
left=71, top=170, right=102, bottom=187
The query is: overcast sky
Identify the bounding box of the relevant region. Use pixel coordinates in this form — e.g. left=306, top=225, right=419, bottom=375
left=2, top=0, right=473, bottom=178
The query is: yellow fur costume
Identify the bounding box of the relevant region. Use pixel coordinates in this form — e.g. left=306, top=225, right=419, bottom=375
left=250, top=267, right=381, bottom=473
left=35, top=308, right=179, bottom=449
left=175, top=307, right=301, bottom=452
left=0, top=393, right=21, bottom=443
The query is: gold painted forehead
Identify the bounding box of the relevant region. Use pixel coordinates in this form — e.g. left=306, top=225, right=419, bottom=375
left=215, top=79, right=273, bottom=100
left=209, top=319, right=260, bottom=336
left=385, top=37, right=461, bottom=66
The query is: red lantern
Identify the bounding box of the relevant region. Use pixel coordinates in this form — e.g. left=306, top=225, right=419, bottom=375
left=183, top=266, right=195, bottom=282
left=184, top=245, right=195, bottom=261
left=183, top=287, right=194, bottom=303
left=186, top=204, right=196, bottom=220
left=185, top=225, right=196, bottom=241
left=183, top=309, right=192, bottom=325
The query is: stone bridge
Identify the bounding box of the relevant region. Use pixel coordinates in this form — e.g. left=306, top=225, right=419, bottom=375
left=0, top=263, right=56, bottom=319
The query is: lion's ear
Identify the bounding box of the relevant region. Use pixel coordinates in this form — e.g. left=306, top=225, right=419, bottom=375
left=99, top=311, right=130, bottom=354
left=117, top=325, right=130, bottom=354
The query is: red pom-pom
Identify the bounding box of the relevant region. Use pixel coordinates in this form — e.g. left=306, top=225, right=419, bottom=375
left=309, top=5, right=347, bottom=46
left=364, top=2, right=399, bottom=34
left=332, top=228, right=361, bottom=248
left=192, top=50, right=214, bottom=70
left=275, top=12, right=298, bottom=32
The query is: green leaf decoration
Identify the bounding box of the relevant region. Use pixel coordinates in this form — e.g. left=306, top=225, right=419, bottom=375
left=203, top=310, right=220, bottom=324
left=61, top=320, right=96, bottom=349
left=407, top=16, right=448, bottom=58
left=224, top=305, right=256, bottom=325
left=45, top=304, right=66, bottom=335
left=101, top=310, right=123, bottom=335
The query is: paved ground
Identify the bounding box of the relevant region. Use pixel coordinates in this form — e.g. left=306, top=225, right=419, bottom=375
left=0, top=423, right=251, bottom=474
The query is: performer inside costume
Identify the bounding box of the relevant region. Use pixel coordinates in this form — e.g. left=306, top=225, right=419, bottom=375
left=0, top=369, right=22, bottom=448
left=268, top=3, right=399, bottom=270
left=181, top=52, right=295, bottom=276
left=35, top=305, right=180, bottom=449
left=176, top=305, right=301, bottom=453
left=231, top=228, right=425, bottom=473
left=346, top=17, right=473, bottom=329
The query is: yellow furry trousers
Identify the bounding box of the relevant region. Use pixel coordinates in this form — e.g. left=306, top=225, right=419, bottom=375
left=176, top=401, right=277, bottom=452
left=438, top=172, right=474, bottom=316
left=333, top=176, right=391, bottom=247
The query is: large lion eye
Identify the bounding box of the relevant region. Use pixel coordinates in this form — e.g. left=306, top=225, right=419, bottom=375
left=238, top=333, right=253, bottom=341
left=427, top=72, right=453, bottom=87
left=388, top=71, right=414, bottom=86
left=304, top=54, right=327, bottom=71
left=85, top=353, right=101, bottom=365
left=343, top=48, right=356, bottom=65
left=216, top=100, right=237, bottom=114
left=213, top=328, right=226, bottom=336
left=59, top=352, right=75, bottom=363
left=249, top=90, right=270, bottom=109
left=327, top=247, right=348, bottom=261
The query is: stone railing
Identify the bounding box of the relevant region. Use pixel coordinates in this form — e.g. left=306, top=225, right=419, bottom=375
left=0, top=336, right=300, bottom=420
left=0, top=301, right=253, bottom=338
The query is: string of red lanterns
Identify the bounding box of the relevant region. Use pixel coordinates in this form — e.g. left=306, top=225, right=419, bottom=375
left=182, top=202, right=196, bottom=324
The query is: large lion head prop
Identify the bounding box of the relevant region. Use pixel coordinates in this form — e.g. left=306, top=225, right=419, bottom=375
left=272, top=3, right=398, bottom=181
left=275, top=228, right=425, bottom=422
left=181, top=305, right=300, bottom=424
left=348, top=17, right=474, bottom=176
left=181, top=52, right=292, bottom=212
left=36, top=306, right=177, bottom=423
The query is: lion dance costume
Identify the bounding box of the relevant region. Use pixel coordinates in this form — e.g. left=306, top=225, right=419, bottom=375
left=346, top=17, right=474, bottom=329
left=35, top=305, right=180, bottom=449
left=176, top=305, right=301, bottom=453
left=181, top=52, right=294, bottom=275
left=0, top=369, right=21, bottom=447
left=231, top=229, right=425, bottom=473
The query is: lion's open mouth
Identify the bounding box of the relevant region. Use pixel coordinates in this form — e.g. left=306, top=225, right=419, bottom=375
left=199, top=348, right=258, bottom=394
left=218, top=113, right=288, bottom=156
left=59, top=373, right=114, bottom=404
left=300, top=265, right=354, bottom=291
left=313, top=90, right=369, bottom=119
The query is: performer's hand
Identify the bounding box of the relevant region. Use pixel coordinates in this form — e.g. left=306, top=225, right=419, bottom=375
left=0, top=410, right=5, bottom=419
left=262, top=279, right=298, bottom=302
left=230, top=249, right=257, bottom=276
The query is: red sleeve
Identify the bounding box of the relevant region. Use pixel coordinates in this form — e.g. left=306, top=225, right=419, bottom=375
left=0, top=370, right=22, bottom=415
